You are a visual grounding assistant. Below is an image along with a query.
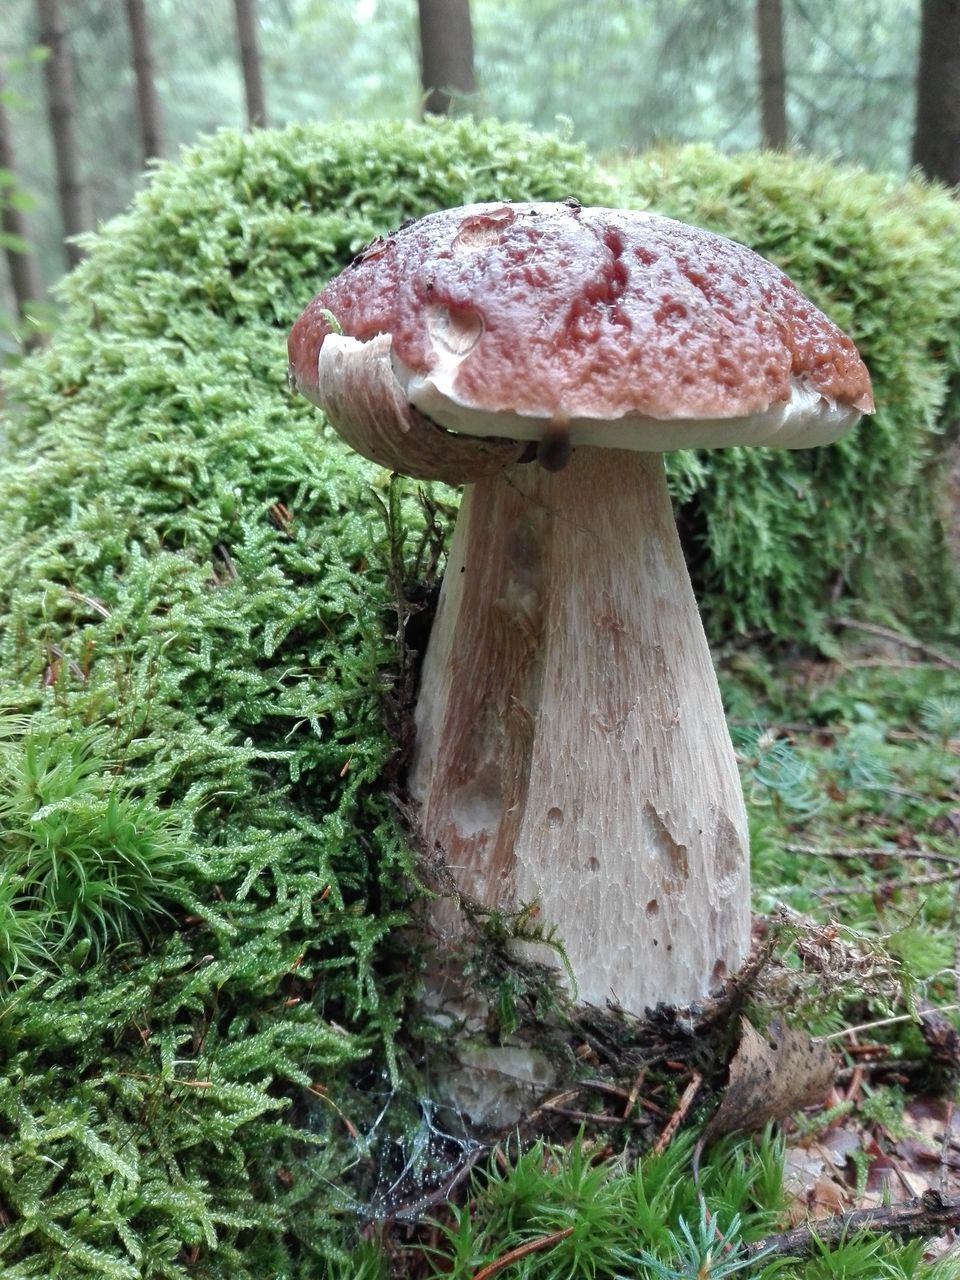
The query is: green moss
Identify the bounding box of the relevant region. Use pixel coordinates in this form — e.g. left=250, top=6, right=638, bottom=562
left=615, top=144, right=960, bottom=640
left=0, top=118, right=604, bottom=1278
left=1, top=117, right=958, bottom=1275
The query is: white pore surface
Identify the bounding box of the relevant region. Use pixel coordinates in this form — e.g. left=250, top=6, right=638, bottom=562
left=313, top=332, right=860, bottom=452
left=393, top=353, right=860, bottom=450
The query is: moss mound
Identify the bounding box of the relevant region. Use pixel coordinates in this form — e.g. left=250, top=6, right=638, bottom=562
left=1, top=117, right=958, bottom=1276
left=617, top=144, right=960, bottom=640
left=0, top=118, right=605, bottom=1279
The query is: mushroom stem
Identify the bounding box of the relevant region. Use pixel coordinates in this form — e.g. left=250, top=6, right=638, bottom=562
left=410, top=447, right=751, bottom=1010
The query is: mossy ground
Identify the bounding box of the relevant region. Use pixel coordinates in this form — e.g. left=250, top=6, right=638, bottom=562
left=376, top=650, right=960, bottom=1280
left=0, top=118, right=957, bottom=1277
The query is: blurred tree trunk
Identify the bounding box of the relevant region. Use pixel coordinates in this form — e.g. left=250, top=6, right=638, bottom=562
left=417, top=0, right=475, bottom=115
left=912, top=0, right=960, bottom=185
left=36, top=0, right=88, bottom=268
left=755, top=0, right=787, bottom=149
left=233, top=0, right=268, bottom=128
left=124, top=0, right=164, bottom=163
left=0, top=70, right=46, bottom=345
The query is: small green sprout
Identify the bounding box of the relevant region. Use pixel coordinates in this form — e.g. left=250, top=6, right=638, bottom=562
left=636, top=1200, right=773, bottom=1280
left=319, top=307, right=343, bottom=334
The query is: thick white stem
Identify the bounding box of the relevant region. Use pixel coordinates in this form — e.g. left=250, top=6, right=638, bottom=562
left=410, top=448, right=751, bottom=1010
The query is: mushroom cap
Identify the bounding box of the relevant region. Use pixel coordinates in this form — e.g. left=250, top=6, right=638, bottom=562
left=288, top=201, right=874, bottom=478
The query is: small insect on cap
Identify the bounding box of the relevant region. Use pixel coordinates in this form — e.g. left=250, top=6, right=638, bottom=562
left=288, top=201, right=874, bottom=481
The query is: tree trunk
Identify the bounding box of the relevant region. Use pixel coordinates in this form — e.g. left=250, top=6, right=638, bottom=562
left=0, top=69, right=46, bottom=345
left=35, top=0, right=87, bottom=268
left=233, top=0, right=268, bottom=129
left=417, top=0, right=476, bottom=116
left=755, top=0, right=787, bottom=149
left=912, top=0, right=960, bottom=185
left=124, top=0, right=164, bottom=163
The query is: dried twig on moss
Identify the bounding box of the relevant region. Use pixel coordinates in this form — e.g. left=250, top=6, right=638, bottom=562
left=472, top=1227, right=575, bottom=1280
left=816, top=868, right=960, bottom=897
left=653, top=1072, right=703, bottom=1155
left=835, top=617, right=960, bottom=673
left=786, top=844, right=960, bottom=867
left=747, top=1190, right=960, bottom=1260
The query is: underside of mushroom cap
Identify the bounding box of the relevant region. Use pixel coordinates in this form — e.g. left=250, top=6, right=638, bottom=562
left=288, top=201, right=874, bottom=457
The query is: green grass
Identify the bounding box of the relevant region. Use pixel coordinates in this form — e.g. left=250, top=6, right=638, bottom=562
left=727, top=654, right=960, bottom=930
left=419, top=1132, right=785, bottom=1279
left=0, top=714, right=193, bottom=974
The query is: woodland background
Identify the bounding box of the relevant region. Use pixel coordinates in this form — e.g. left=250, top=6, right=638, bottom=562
left=1, top=0, right=959, bottom=344
left=0, top=4, right=959, bottom=1278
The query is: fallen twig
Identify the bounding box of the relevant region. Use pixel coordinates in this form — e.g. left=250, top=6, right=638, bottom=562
left=472, top=1227, right=575, bottom=1280
left=786, top=844, right=960, bottom=867
left=526, top=1087, right=582, bottom=1122
left=730, top=720, right=960, bottom=751
left=888, top=730, right=960, bottom=752
left=528, top=1079, right=660, bottom=1131
left=540, top=1104, right=649, bottom=1128
left=834, top=617, right=960, bottom=674
left=304, top=1083, right=359, bottom=1140
left=820, top=1005, right=960, bottom=1042
left=942, top=1101, right=956, bottom=1198
left=815, top=867, right=960, bottom=897
left=573, top=1079, right=668, bottom=1116
left=64, top=589, right=112, bottom=618
left=652, top=1071, right=702, bottom=1155
left=746, top=1190, right=960, bottom=1260
left=623, top=1068, right=646, bottom=1119
left=847, top=657, right=956, bottom=671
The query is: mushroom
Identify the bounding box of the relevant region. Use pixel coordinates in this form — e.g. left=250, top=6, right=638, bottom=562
left=288, top=202, right=873, bottom=1013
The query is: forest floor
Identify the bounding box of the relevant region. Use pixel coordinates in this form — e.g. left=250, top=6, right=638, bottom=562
left=354, top=628, right=960, bottom=1279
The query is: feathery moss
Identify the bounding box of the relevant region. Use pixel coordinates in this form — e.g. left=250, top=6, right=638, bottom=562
left=616, top=144, right=960, bottom=640
left=0, top=117, right=604, bottom=1278
left=1, top=118, right=958, bottom=1275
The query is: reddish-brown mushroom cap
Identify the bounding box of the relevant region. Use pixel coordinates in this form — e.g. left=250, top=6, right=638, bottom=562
left=288, top=201, right=873, bottom=461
